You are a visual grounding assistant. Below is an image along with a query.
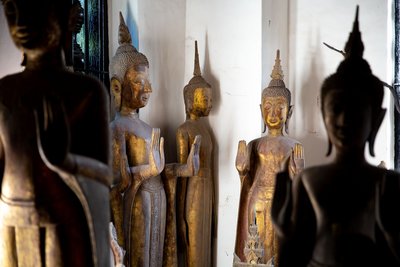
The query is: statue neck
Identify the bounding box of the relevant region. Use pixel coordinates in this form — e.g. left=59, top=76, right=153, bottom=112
left=120, top=106, right=139, bottom=118
left=334, top=148, right=366, bottom=166
left=267, top=128, right=284, bottom=137
left=25, top=48, right=66, bottom=71
left=188, top=113, right=200, bottom=121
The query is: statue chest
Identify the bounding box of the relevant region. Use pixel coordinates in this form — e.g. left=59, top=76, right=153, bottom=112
left=125, top=133, right=150, bottom=166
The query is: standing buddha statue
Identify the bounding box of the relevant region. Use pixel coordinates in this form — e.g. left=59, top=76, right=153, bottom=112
left=176, top=41, right=215, bottom=267
left=234, top=50, right=304, bottom=265
left=109, top=13, right=200, bottom=267
left=0, top=0, right=112, bottom=266
left=271, top=7, right=400, bottom=267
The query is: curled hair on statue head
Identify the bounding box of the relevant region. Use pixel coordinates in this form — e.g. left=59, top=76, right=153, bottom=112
left=109, top=12, right=149, bottom=84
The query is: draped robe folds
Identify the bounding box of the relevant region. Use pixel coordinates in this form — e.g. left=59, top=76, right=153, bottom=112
left=0, top=71, right=111, bottom=267
left=111, top=117, right=167, bottom=267
left=235, top=136, right=301, bottom=265
left=176, top=120, right=214, bottom=267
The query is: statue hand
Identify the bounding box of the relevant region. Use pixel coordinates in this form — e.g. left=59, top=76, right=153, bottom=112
left=34, top=96, right=71, bottom=169
left=176, top=135, right=201, bottom=177
left=119, top=155, right=132, bottom=191
left=290, top=143, right=304, bottom=176
left=236, top=140, right=249, bottom=177
left=140, top=128, right=165, bottom=180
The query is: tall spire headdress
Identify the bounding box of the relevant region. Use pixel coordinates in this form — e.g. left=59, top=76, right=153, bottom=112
left=109, top=12, right=149, bottom=82
left=262, top=50, right=292, bottom=134
left=262, top=50, right=291, bottom=103
left=184, top=41, right=211, bottom=91
left=183, top=41, right=212, bottom=117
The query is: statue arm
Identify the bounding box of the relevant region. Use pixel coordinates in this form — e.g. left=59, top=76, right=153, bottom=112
left=376, top=171, right=400, bottom=262
left=278, top=174, right=316, bottom=267
left=166, top=135, right=201, bottom=177
left=111, top=127, right=131, bottom=191
left=177, top=128, right=189, bottom=165
left=176, top=128, right=190, bottom=247
left=235, top=140, right=251, bottom=185
left=34, top=93, right=112, bottom=186
left=128, top=128, right=165, bottom=184
left=288, top=143, right=305, bottom=179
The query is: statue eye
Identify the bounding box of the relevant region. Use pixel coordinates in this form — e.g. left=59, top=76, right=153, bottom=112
left=3, top=0, right=16, bottom=16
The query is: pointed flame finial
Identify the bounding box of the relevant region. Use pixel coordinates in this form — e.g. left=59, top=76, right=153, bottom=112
left=193, top=41, right=201, bottom=76
left=270, top=49, right=284, bottom=80
left=118, top=12, right=132, bottom=45
left=344, top=5, right=364, bottom=58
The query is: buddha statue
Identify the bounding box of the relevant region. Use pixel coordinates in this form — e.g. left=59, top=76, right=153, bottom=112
left=234, top=50, right=304, bottom=265
left=176, top=41, right=215, bottom=267
left=109, top=13, right=200, bottom=267
left=0, top=0, right=112, bottom=266
left=272, top=7, right=400, bottom=267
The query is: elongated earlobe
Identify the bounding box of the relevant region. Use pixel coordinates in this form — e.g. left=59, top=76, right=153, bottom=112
left=260, top=104, right=267, bottom=133
left=326, top=138, right=332, bottom=156
left=285, top=105, right=294, bottom=134
left=368, top=108, right=386, bottom=157
left=111, top=78, right=122, bottom=112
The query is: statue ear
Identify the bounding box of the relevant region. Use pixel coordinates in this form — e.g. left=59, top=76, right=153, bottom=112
left=285, top=105, right=294, bottom=134
left=368, top=108, right=386, bottom=157
left=111, top=78, right=122, bottom=111
left=326, top=138, right=333, bottom=157
left=260, top=104, right=266, bottom=133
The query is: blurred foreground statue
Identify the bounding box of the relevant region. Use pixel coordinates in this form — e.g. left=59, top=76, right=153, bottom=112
left=176, top=41, right=215, bottom=267
left=109, top=13, right=200, bottom=267
left=272, top=6, right=400, bottom=267
left=234, top=50, right=304, bottom=266
left=0, top=0, right=112, bottom=266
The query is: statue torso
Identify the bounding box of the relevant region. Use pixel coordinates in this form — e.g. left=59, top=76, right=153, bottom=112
left=0, top=70, right=106, bottom=204
left=178, top=119, right=213, bottom=171
left=251, top=135, right=299, bottom=189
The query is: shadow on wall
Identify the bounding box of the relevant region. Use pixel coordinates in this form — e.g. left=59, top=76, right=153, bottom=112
left=202, top=32, right=220, bottom=267
left=126, top=2, right=139, bottom=49
left=137, top=0, right=187, bottom=164
left=297, top=28, right=330, bottom=167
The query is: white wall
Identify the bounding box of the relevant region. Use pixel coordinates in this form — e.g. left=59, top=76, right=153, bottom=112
left=0, top=5, right=23, bottom=78
left=289, top=0, right=393, bottom=167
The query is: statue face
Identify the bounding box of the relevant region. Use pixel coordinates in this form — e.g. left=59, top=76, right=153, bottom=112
left=323, top=90, right=371, bottom=151
left=262, top=96, right=288, bottom=131
left=122, top=66, right=152, bottom=110
left=191, top=87, right=212, bottom=117
left=2, top=0, right=62, bottom=52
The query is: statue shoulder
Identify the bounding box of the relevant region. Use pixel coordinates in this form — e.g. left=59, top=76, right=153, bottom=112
left=67, top=72, right=108, bottom=99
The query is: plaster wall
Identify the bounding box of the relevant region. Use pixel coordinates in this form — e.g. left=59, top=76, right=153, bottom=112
left=0, top=5, right=23, bottom=78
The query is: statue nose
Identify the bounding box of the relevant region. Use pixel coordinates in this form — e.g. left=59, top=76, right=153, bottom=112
left=144, top=83, right=152, bottom=93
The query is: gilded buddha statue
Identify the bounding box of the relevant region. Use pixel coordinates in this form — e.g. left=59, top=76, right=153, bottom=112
left=0, top=0, right=112, bottom=266
left=272, top=7, right=400, bottom=267
left=235, top=50, right=304, bottom=266
left=109, top=13, right=200, bottom=267
left=176, top=41, right=215, bottom=267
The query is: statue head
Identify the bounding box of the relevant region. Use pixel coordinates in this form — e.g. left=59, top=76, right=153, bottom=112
left=261, top=50, right=292, bottom=135
left=321, top=6, right=386, bottom=156
left=183, top=41, right=212, bottom=119
left=2, top=0, right=72, bottom=54
left=109, top=12, right=151, bottom=113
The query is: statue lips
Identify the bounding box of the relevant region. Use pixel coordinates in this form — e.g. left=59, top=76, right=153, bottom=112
left=141, top=94, right=150, bottom=105
left=12, top=27, right=37, bottom=47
